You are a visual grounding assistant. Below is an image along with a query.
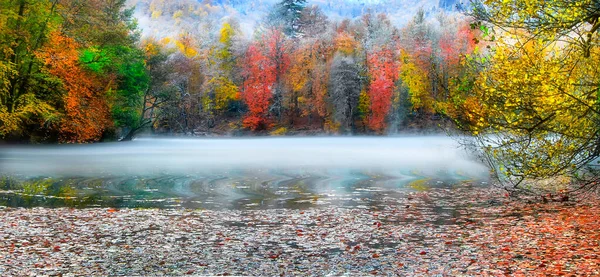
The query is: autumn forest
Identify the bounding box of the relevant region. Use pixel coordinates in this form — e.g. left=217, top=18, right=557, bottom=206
left=2, top=0, right=600, bottom=275
left=1, top=0, right=483, bottom=144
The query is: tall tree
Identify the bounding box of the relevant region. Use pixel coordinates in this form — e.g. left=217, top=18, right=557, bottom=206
left=242, top=44, right=277, bottom=130
left=37, top=32, right=112, bottom=142
left=209, top=22, right=240, bottom=115
left=367, top=47, right=398, bottom=132
left=268, top=0, right=307, bottom=37
left=263, top=29, right=290, bottom=123
left=329, top=55, right=361, bottom=133
left=0, top=0, right=61, bottom=140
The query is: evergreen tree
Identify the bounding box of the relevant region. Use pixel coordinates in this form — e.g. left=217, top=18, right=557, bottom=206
left=268, top=0, right=307, bottom=37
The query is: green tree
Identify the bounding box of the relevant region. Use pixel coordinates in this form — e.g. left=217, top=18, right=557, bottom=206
left=268, top=0, right=307, bottom=37
left=0, top=0, right=61, bottom=141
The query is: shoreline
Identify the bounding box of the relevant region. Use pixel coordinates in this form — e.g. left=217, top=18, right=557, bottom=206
left=2, top=185, right=599, bottom=276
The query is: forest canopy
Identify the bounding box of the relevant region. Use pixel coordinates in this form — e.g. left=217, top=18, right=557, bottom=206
left=0, top=0, right=479, bottom=142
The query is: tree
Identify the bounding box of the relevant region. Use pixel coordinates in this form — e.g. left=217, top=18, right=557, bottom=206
left=119, top=40, right=178, bottom=140
left=459, top=0, right=600, bottom=194
left=329, top=54, right=361, bottom=133
left=358, top=13, right=399, bottom=133
left=286, top=45, right=312, bottom=125
left=209, top=22, right=240, bottom=115
left=242, top=44, right=277, bottom=130
left=398, top=9, right=436, bottom=116
left=37, top=32, right=112, bottom=142
left=399, top=49, right=434, bottom=114
left=298, top=5, right=329, bottom=38
left=268, top=0, right=307, bottom=37
left=0, top=0, right=61, bottom=141
left=263, top=29, right=290, bottom=123
left=367, top=47, right=398, bottom=132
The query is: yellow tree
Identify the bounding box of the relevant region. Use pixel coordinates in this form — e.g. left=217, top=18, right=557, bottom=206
left=398, top=49, right=434, bottom=113
left=209, top=22, right=239, bottom=114
left=463, top=0, right=600, bottom=194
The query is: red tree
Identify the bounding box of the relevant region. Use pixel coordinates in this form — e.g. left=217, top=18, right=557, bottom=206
left=367, top=48, right=398, bottom=132
left=242, top=44, right=277, bottom=130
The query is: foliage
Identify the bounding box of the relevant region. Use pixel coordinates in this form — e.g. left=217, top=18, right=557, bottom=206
left=268, top=0, right=307, bottom=37
left=0, top=0, right=62, bottom=140
left=37, top=32, right=111, bottom=143
left=399, top=50, right=433, bottom=113
left=460, top=0, right=600, bottom=193
left=242, top=44, right=276, bottom=130
left=367, top=47, right=398, bottom=132
left=0, top=0, right=489, bottom=141
left=270, top=126, right=288, bottom=136
left=22, top=179, right=53, bottom=196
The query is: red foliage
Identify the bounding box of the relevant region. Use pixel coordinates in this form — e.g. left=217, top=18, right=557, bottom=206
left=264, top=30, right=290, bottom=78
left=439, top=22, right=478, bottom=67
left=367, top=48, right=398, bottom=132
left=241, top=30, right=290, bottom=130
left=242, top=44, right=276, bottom=130
left=466, top=200, right=600, bottom=276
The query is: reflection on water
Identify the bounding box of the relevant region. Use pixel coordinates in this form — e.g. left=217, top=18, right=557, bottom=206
left=0, top=137, right=489, bottom=209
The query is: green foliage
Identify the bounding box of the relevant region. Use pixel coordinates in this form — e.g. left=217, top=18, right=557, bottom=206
left=0, top=0, right=63, bottom=140
left=79, top=47, right=112, bottom=73
left=112, top=46, right=150, bottom=130
left=0, top=0, right=147, bottom=142
left=22, top=179, right=53, bottom=195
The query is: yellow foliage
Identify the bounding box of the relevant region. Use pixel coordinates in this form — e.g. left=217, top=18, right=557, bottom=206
left=210, top=77, right=239, bottom=112
left=335, top=32, right=358, bottom=56
left=324, top=119, right=341, bottom=134
left=270, top=127, right=288, bottom=136
left=399, top=50, right=434, bottom=113
left=173, top=10, right=183, bottom=19
left=469, top=33, right=600, bottom=183
left=160, top=37, right=172, bottom=45
left=219, top=23, right=234, bottom=45
left=175, top=39, right=198, bottom=58
left=144, top=42, right=159, bottom=56
left=287, top=46, right=312, bottom=92
left=151, top=10, right=162, bottom=19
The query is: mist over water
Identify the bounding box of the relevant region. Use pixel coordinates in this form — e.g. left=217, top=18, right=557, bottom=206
left=1, top=136, right=486, bottom=176
left=0, top=137, right=489, bottom=209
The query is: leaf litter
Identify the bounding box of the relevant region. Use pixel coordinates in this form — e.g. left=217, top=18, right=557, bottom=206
left=0, top=183, right=599, bottom=276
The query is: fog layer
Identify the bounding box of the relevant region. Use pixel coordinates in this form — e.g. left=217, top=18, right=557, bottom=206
left=1, top=137, right=488, bottom=179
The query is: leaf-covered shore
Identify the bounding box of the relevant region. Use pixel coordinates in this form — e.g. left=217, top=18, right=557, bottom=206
left=1, top=184, right=598, bottom=276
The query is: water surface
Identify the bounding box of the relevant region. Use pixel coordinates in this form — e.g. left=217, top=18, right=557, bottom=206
left=0, top=137, right=489, bottom=209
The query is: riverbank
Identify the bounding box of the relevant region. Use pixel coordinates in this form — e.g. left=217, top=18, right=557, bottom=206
left=1, top=184, right=598, bottom=276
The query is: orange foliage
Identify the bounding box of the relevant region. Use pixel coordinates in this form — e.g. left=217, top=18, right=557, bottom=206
left=334, top=32, right=358, bottom=55
left=37, top=32, right=112, bottom=142
left=440, top=21, right=478, bottom=68
left=287, top=39, right=333, bottom=124
left=467, top=199, right=600, bottom=276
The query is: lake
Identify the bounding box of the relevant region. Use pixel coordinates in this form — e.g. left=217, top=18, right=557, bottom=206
left=0, top=136, right=489, bottom=209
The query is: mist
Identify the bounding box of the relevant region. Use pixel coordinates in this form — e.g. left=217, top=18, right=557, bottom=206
left=0, top=137, right=488, bottom=180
